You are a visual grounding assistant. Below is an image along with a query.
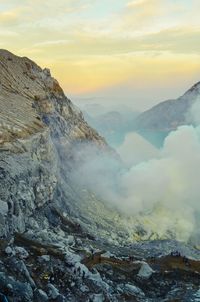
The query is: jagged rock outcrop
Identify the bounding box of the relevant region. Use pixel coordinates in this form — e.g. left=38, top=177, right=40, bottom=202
left=0, top=49, right=105, bottom=146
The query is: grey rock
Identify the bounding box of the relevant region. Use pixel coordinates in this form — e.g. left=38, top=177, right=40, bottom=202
left=39, top=255, right=50, bottom=262
left=54, top=295, right=66, bottom=302
left=137, top=262, right=154, bottom=279
left=34, top=289, right=49, bottom=302
left=0, top=272, right=33, bottom=301
left=15, top=247, right=29, bottom=259
left=124, top=284, right=145, bottom=297
left=66, top=235, right=75, bottom=246
left=48, top=284, right=60, bottom=299
left=0, top=200, right=8, bottom=216
left=5, top=246, right=14, bottom=256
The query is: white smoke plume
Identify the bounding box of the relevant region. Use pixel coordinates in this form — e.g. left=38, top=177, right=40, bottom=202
left=71, top=98, right=200, bottom=242
left=186, top=96, right=200, bottom=125
left=117, top=132, right=160, bottom=166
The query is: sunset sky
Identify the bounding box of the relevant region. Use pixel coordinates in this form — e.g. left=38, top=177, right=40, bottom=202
left=0, top=0, right=200, bottom=110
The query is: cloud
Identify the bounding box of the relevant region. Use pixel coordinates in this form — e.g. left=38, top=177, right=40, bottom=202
left=118, top=0, right=164, bottom=32
left=0, top=0, right=200, bottom=109
left=141, top=26, right=200, bottom=55
left=0, top=7, right=22, bottom=25
left=71, top=124, right=200, bottom=242
left=186, top=96, right=200, bottom=125
left=0, top=0, right=91, bottom=28
left=34, top=40, right=71, bottom=47
left=118, top=132, right=160, bottom=166
left=0, top=29, right=19, bottom=37
left=126, top=0, right=148, bottom=8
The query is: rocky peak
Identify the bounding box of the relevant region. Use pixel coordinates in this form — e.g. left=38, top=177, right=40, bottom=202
left=0, top=50, right=112, bottom=238
left=134, top=80, right=200, bottom=135
left=182, top=81, right=200, bottom=98
left=0, top=49, right=106, bottom=149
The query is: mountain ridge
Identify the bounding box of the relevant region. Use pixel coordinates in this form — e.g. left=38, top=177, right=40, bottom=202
left=134, top=81, right=200, bottom=132
left=0, top=49, right=107, bottom=149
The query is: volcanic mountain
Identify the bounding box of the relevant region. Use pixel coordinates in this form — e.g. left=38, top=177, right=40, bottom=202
left=1, top=50, right=200, bottom=301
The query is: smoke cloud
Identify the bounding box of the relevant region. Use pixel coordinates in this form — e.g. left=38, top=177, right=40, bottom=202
left=117, top=132, right=160, bottom=166
left=71, top=98, right=200, bottom=242
left=186, top=96, right=200, bottom=125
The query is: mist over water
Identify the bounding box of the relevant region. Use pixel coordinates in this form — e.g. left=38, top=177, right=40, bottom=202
left=72, top=98, right=200, bottom=242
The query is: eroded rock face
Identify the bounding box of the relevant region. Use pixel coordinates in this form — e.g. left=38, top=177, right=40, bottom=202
left=0, top=49, right=109, bottom=237
left=0, top=49, right=105, bottom=147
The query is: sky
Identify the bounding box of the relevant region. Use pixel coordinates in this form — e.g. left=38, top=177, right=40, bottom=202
left=0, top=0, right=200, bottom=110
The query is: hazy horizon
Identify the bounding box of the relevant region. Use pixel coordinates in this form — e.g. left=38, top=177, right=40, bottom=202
left=1, top=0, right=200, bottom=111
left=70, top=77, right=196, bottom=112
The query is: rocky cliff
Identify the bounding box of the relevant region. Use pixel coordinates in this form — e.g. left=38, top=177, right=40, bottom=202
left=0, top=49, right=115, bottom=238
left=0, top=49, right=129, bottom=301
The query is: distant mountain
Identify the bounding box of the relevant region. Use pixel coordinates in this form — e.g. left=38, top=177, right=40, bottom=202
left=82, top=106, right=139, bottom=147
left=134, top=81, right=200, bottom=146
left=135, top=81, right=200, bottom=131
left=82, top=103, right=107, bottom=116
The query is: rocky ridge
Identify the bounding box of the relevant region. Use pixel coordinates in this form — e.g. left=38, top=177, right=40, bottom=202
left=134, top=81, right=200, bottom=132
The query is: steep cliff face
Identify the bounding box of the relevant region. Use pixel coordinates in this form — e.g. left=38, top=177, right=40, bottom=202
left=0, top=49, right=118, bottom=240
left=0, top=49, right=106, bottom=146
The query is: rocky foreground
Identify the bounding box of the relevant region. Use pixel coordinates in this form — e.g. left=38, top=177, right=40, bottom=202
left=0, top=50, right=200, bottom=301
left=1, top=232, right=200, bottom=301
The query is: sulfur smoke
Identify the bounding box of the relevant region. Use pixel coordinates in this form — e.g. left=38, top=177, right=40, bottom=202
left=72, top=98, right=200, bottom=242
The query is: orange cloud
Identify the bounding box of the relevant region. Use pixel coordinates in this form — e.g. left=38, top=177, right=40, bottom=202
left=0, top=8, right=21, bottom=24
